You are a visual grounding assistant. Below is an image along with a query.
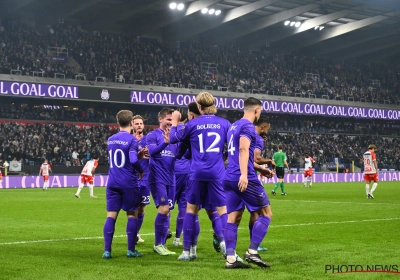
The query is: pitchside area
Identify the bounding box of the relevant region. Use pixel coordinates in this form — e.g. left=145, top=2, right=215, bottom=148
left=1, top=182, right=399, bottom=279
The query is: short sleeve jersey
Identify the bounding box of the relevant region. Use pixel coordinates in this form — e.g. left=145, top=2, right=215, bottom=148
left=224, top=118, right=258, bottom=181
left=304, top=156, right=315, bottom=170
left=81, top=159, right=98, bottom=176
left=363, top=150, right=377, bottom=174
left=273, top=151, right=287, bottom=168
left=41, top=163, right=51, bottom=176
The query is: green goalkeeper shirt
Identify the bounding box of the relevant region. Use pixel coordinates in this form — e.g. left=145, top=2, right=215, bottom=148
left=273, top=151, right=287, bottom=168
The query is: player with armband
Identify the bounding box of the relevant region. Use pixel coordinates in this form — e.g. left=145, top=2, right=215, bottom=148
left=363, top=144, right=378, bottom=199
left=302, top=153, right=315, bottom=188
left=39, top=159, right=52, bottom=190
left=102, top=110, right=146, bottom=259
left=170, top=92, right=231, bottom=261
left=223, top=97, right=272, bottom=269
left=75, top=155, right=99, bottom=198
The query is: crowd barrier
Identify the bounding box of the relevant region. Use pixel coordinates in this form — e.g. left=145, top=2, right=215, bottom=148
left=0, top=172, right=399, bottom=189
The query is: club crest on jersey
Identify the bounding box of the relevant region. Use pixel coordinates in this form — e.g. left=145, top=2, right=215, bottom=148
left=101, top=89, right=110, bottom=100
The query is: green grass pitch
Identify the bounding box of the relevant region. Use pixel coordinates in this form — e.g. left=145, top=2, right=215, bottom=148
left=1, top=182, right=399, bottom=280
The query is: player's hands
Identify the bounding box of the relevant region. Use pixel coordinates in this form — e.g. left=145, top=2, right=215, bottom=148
left=135, top=131, right=143, bottom=140
left=171, top=111, right=181, bottom=126
left=238, top=174, right=248, bottom=192
left=163, top=127, right=170, bottom=144
left=138, top=148, right=149, bottom=159
left=138, top=172, right=144, bottom=181
left=270, top=160, right=276, bottom=169
left=260, top=168, right=274, bottom=178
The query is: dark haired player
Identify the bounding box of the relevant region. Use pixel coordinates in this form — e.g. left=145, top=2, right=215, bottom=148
left=223, top=97, right=272, bottom=269
left=75, top=155, right=99, bottom=198
left=147, top=108, right=177, bottom=255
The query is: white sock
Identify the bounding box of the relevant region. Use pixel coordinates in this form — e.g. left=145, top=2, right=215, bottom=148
left=89, top=184, right=94, bottom=196
left=365, top=184, right=370, bottom=195
left=371, top=183, right=378, bottom=194
left=248, top=248, right=257, bottom=254
left=76, top=183, right=84, bottom=195
left=43, top=182, right=46, bottom=189
left=190, top=245, right=196, bottom=255
left=309, top=177, right=313, bottom=186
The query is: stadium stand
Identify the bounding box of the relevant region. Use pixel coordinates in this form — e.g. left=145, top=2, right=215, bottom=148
left=1, top=23, right=400, bottom=104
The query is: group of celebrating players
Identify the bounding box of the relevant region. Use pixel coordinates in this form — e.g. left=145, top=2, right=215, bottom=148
left=32, top=90, right=379, bottom=269
left=102, top=92, right=276, bottom=269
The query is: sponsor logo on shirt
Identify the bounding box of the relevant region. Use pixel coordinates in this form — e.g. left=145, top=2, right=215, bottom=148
left=161, top=150, right=175, bottom=158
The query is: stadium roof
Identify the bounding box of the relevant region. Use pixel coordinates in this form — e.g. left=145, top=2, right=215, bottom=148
left=1, top=0, right=400, bottom=61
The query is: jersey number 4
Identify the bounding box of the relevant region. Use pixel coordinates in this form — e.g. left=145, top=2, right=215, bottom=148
left=198, top=132, right=221, bottom=153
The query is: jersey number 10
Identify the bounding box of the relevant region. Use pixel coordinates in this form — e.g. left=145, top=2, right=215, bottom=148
left=109, top=149, right=125, bottom=168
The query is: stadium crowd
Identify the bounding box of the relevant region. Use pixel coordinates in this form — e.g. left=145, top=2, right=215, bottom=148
left=1, top=103, right=399, bottom=136
left=1, top=120, right=399, bottom=169
left=1, top=23, right=400, bottom=104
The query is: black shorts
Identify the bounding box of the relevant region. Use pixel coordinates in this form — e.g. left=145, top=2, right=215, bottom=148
left=276, top=167, right=285, bottom=179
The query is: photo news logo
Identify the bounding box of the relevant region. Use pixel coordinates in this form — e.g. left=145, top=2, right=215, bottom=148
left=325, top=264, right=400, bottom=274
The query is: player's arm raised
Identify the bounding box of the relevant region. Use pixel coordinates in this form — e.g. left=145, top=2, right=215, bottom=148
left=129, top=140, right=144, bottom=174
left=147, top=131, right=168, bottom=156
left=238, top=136, right=250, bottom=192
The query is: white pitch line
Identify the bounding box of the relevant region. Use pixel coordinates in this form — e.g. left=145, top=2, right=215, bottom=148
left=1, top=217, right=399, bottom=246
left=274, top=199, right=400, bottom=206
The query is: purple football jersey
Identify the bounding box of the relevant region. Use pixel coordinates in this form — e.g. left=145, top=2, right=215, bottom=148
left=137, top=135, right=149, bottom=181
left=170, top=115, right=230, bottom=181
left=107, top=131, right=143, bottom=188
left=255, top=135, right=264, bottom=152
left=174, top=125, right=191, bottom=175
left=224, top=118, right=258, bottom=181
left=147, top=128, right=177, bottom=185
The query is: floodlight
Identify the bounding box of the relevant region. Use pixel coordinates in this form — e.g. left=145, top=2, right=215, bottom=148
left=201, top=8, right=208, bottom=14
left=290, top=21, right=295, bottom=26
left=169, top=2, right=177, bottom=9
left=209, top=9, right=215, bottom=15
left=295, top=22, right=301, bottom=28
left=314, top=26, right=319, bottom=30
left=284, top=20, right=290, bottom=26
left=215, top=10, right=221, bottom=15
left=319, top=26, right=324, bottom=30
left=177, top=3, right=184, bottom=10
